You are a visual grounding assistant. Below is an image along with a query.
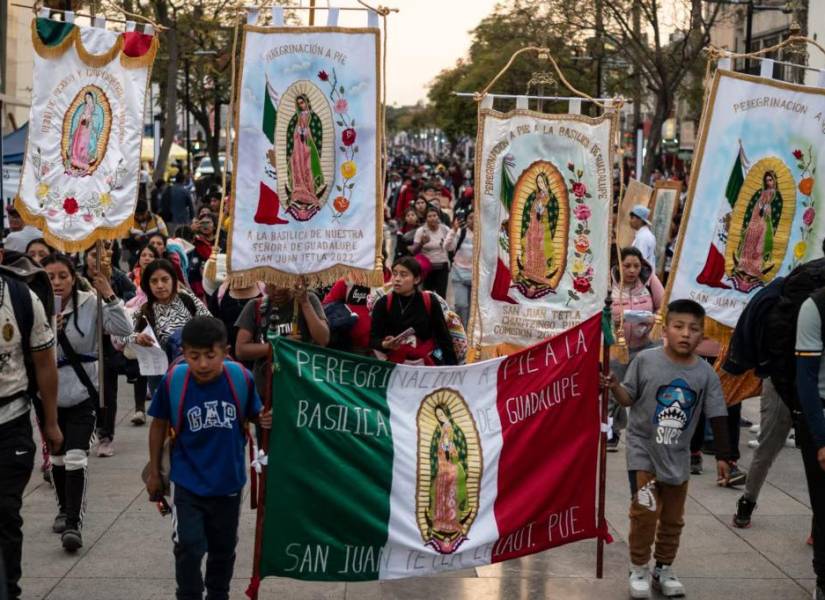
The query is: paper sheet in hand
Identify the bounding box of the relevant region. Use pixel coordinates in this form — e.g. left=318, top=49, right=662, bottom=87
left=623, top=310, right=654, bottom=324
left=129, top=325, right=168, bottom=376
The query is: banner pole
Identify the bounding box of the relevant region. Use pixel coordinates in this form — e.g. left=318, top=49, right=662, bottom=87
left=596, top=291, right=612, bottom=579
left=247, top=350, right=273, bottom=600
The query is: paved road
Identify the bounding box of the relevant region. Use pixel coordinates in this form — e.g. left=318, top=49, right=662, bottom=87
left=18, top=387, right=816, bottom=599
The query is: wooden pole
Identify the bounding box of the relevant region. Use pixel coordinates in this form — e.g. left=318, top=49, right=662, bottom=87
left=308, top=0, right=316, bottom=25
left=247, top=348, right=274, bottom=600
left=596, top=291, right=612, bottom=579
left=95, top=240, right=107, bottom=410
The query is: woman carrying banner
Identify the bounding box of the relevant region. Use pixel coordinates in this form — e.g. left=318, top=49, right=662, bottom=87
left=41, top=253, right=132, bottom=552
left=370, top=256, right=457, bottom=366
left=608, top=247, right=664, bottom=451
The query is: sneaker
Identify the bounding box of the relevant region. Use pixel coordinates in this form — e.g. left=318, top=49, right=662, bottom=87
left=61, top=528, right=82, bottom=552
left=739, top=417, right=754, bottom=428
left=748, top=440, right=760, bottom=449
left=131, top=410, right=146, bottom=426
left=785, top=432, right=796, bottom=448
left=727, top=463, right=747, bottom=487
left=749, top=423, right=760, bottom=435
left=606, top=430, right=621, bottom=453
left=733, top=495, right=756, bottom=528
left=653, top=564, right=685, bottom=597
left=52, top=513, right=67, bottom=534
left=690, top=453, right=703, bottom=475
left=629, top=564, right=651, bottom=599
left=97, top=438, right=115, bottom=458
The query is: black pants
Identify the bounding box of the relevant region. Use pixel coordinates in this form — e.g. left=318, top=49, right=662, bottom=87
left=796, top=416, right=825, bottom=587
left=97, top=365, right=118, bottom=441
left=690, top=403, right=742, bottom=461
left=52, top=399, right=96, bottom=530
left=424, top=263, right=449, bottom=299
left=0, top=414, right=35, bottom=600
left=172, top=485, right=241, bottom=600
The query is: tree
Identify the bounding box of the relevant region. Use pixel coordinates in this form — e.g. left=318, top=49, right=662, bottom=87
left=559, top=0, right=723, bottom=179
left=426, top=0, right=598, bottom=147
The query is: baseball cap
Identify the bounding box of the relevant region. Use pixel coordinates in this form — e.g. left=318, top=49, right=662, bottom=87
left=629, top=205, right=651, bottom=225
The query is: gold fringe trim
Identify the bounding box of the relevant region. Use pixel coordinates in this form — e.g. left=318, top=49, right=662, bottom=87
left=31, top=20, right=77, bottom=60
left=120, top=35, right=159, bottom=69
left=14, top=196, right=135, bottom=253
left=702, top=317, right=733, bottom=347
left=224, top=264, right=384, bottom=290
left=74, top=32, right=123, bottom=68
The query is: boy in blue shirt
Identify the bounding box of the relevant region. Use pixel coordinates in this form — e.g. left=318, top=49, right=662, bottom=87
left=145, top=316, right=271, bottom=600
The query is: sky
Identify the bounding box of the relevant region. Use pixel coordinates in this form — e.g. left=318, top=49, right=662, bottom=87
left=332, top=0, right=502, bottom=106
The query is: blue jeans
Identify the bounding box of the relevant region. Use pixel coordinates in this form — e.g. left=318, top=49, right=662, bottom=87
left=172, top=484, right=241, bottom=600
left=450, top=266, right=472, bottom=328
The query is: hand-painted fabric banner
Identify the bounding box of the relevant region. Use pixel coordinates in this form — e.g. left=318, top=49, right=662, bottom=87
left=258, top=314, right=604, bottom=581
left=668, top=70, right=825, bottom=336
left=471, top=109, right=614, bottom=355
left=15, top=18, right=157, bottom=252
left=228, top=26, right=382, bottom=287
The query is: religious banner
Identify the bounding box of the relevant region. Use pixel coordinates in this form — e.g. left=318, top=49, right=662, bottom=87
left=256, top=315, right=604, bottom=581
left=649, top=180, right=682, bottom=279
left=15, top=17, right=158, bottom=252
left=617, top=179, right=653, bottom=248
left=228, top=25, right=382, bottom=287
left=668, top=70, right=825, bottom=335
left=471, top=109, right=615, bottom=354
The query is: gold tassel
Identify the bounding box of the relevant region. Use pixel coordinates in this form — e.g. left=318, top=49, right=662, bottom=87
left=31, top=20, right=77, bottom=60
left=203, top=249, right=219, bottom=282
left=120, top=35, right=159, bottom=69
left=74, top=33, right=123, bottom=68
left=611, top=335, right=630, bottom=364
left=650, top=311, right=664, bottom=342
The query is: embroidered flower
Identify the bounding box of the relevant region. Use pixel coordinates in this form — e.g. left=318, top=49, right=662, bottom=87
left=342, top=128, right=356, bottom=147
left=63, top=197, right=79, bottom=215
left=572, top=181, right=587, bottom=198
left=334, top=98, right=349, bottom=114
left=793, top=149, right=804, bottom=160
left=799, top=177, right=814, bottom=196
left=99, top=192, right=112, bottom=208
left=341, top=161, right=357, bottom=179
left=36, top=183, right=50, bottom=199
left=573, top=204, right=591, bottom=220
left=573, top=276, right=591, bottom=293
left=794, top=240, right=808, bottom=260
left=573, top=259, right=586, bottom=274
left=318, top=70, right=329, bottom=81
left=574, top=234, right=590, bottom=253
left=333, top=195, right=350, bottom=213
left=47, top=209, right=58, bottom=217
left=803, top=206, right=816, bottom=226
left=83, top=213, right=94, bottom=223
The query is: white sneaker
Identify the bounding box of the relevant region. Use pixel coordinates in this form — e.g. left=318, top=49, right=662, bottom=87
left=653, top=564, right=685, bottom=597
left=629, top=565, right=651, bottom=598
left=748, top=440, right=760, bottom=449
left=96, top=438, right=114, bottom=458
left=131, top=411, right=146, bottom=426
left=749, top=424, right=760, bottom=434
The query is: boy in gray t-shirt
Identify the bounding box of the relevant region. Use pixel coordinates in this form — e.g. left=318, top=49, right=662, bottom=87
left=604, top=299, right=732, bottom=599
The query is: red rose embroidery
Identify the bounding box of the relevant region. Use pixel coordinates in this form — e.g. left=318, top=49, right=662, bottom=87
left=63, top=197, right=79, bottom=215
left=342, top=128, right=357, bottom=147
left=318, top=70, right=329, bottom=81
left=573, top=276, right=591, bottom=293
left=793, top=149, right=804, bottom=160
left=572, top=182, right=587, bottom=198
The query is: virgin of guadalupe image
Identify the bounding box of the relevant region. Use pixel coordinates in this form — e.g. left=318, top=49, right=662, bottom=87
left=520, top=172, right=559, bottom=285
left=285, top=93, right=326, bottom=209
left=426, top=404, right=470, bottom=554
left=63, top=89, right=107, bottom=177
left=730, top=170, right=782, bottom=292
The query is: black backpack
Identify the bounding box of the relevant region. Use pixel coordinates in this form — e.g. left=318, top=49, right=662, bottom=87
left=725, top=258, right=825, bottom=412
left=0, top=252, right=55, bottom=403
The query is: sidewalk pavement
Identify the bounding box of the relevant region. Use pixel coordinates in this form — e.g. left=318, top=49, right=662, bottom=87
left=19, top=389, right=816, bottom=599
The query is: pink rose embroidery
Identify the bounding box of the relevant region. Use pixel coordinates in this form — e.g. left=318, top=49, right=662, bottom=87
left=334, top=98, right=349, bottom=114
left=573, top=204, right=591, bottom=220
left=804, top=206, right=816, bottom=226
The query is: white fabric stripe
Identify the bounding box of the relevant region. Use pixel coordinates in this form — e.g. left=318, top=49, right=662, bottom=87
left=379, top=358, right=505, bottom=579
left=171, top=482, right=179, bottom=544
left=78, top=24, right=120, bottom=55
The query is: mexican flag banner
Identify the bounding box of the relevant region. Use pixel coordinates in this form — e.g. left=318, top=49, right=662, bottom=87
left=257, top=314, right=605, bottom=581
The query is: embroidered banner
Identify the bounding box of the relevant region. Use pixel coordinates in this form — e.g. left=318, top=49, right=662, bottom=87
left=668, top=70, right=825, bottom=335
left=470, top=109, right=615, bottom=355
left=228, top=26, right=382, bottom=287
left=15, top=17, right=157, bottom=252
left=257, top=315, right=603, bottom=581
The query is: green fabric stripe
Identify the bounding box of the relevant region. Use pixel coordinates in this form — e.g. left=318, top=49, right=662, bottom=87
left=725, top=152, right=743, bottom=208
left=263, top=83, right=276, bottom=144
left=36, top=17, right=75, bottom=47
left=259, top=339, right=395, bottom=581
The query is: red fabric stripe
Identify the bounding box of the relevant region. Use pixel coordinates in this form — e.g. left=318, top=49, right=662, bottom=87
left=492, top=314, right=603, bottom=563
left=122, top=32, right=154, bottom=57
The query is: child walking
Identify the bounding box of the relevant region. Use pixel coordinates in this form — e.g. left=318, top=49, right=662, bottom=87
left=603, top=299, right=733, bottom=598
left=145, top=316, right=271, bottom=600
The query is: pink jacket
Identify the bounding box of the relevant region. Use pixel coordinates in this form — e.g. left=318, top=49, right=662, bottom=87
left=611, top=266, right=664, bottom=350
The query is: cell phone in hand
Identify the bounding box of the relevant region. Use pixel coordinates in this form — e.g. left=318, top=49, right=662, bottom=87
left=390, top=327, right=416, bottom=346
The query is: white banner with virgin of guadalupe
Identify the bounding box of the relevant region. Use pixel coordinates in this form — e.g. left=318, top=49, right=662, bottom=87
left=15, top=17, right=157, bottom=252
left=668, top=70, right=825, bottom=334
left=228, top=25, right=382, bottom=287
left=470, top=108, right=615, bottom=354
